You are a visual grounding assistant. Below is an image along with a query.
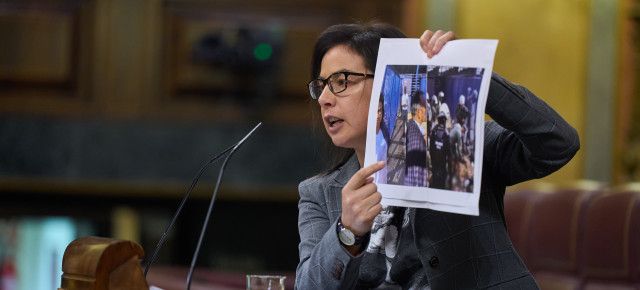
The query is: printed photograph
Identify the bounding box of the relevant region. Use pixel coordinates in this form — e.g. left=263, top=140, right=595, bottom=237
left=375, top=65, right=484, bottom=194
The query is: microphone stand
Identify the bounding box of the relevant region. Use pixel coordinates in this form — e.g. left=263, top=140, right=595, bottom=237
left=141, top=122, right=263, bottom=284
left=186, top=122, right=262, bottom=290
left=143, top=145, right=234, bottom=276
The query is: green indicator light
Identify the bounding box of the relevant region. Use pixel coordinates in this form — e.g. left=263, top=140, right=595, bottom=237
left=254, top=43, right=273, bottom=61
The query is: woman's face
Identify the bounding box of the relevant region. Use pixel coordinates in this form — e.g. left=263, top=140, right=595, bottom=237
left=317, top=45, right=373, bottom=156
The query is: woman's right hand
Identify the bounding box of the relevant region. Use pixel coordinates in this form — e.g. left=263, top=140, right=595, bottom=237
left=340, top=161, right=386, bottom=237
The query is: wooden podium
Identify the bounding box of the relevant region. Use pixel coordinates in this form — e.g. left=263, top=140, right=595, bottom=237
left=58, top=236, right=149, bottom=290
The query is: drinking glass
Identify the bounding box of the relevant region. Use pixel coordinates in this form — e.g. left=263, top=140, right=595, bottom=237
left=246, top=275, right=286, bottom=290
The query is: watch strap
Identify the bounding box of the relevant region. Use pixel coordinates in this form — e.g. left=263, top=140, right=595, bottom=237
left=337, top=217, right=369, bottom=246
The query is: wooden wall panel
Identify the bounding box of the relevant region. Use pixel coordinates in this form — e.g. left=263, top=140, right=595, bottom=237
left=160, top=4, right=341, bottom=123
left=0, top=13, right=72, bottom=82
left=0, top=0, right=402, bottom=123
left=0, top=1, right=94, bottom=115
left=158, top=0, right=402, bottom=124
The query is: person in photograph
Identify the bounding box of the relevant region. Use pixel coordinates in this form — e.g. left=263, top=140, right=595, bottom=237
left=429, top=110, right=450, bottom=189
left=404, top=90, right=428, bottom=187
left=437, top=91, right=451, bottom=129
left=401, top=87, right=410, bottom=121
left=466, top=87, right=479, bottom=144
left=431, top=93, right=440, bottom=124
left=419, top=89, right=432, bottom=142
left=297, top=22, right=579, bottom=289
left=375, top=93, right=388, bottom=184
left=452, top=95, right=470, bottom=157
left=456, top=94, right=469, bottom=133
left=424, top=92, right=433, bottom=137
left=450, top=101, right=470, bottom=192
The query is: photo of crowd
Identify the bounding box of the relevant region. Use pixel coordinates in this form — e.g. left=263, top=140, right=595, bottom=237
left=375, top=65, right=483, bottom=193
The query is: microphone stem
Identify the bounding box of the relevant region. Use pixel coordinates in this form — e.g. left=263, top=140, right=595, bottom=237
left=186, top=145, right=234, bottom=290
left=143, top=145, right=234, bottom=277
left=185, top=122, right=262, bottom=290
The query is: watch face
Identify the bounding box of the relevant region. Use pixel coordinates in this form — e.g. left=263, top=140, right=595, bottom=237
left=339, top=229, right=355, bottom=246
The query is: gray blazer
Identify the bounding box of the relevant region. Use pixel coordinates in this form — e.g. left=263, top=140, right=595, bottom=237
left=296, top=73, right=580, bottom=289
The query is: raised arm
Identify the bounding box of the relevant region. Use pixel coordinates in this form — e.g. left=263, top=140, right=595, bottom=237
left=483, top=72, right=580, bottom=186
left=418, top=29, right=579, bottom=186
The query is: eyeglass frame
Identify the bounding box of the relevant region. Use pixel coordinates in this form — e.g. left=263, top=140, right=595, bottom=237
left=307, top=71, right=374, bottom=100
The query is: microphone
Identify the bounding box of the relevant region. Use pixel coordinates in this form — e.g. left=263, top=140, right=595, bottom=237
left=186, top=122, right=262, bottom=290
left=142, top=122, right=263, bottom=279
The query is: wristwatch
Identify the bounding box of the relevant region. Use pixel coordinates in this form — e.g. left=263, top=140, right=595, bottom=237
left=336, top=217, right=369, bottom=246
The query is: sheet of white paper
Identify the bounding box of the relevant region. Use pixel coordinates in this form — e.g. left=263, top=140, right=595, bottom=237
left=381, top=197, right=477, bottom=216
left=364, top=38, right=498, bottom=216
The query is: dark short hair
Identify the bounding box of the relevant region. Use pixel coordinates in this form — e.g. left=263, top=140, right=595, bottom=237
left=410, top=90, right=426, bottom=115
left=411, top=90, right=426, bottom=107
left=310, top=22, right=407, bottom=79
left=310, top=22, right=406, bottom=175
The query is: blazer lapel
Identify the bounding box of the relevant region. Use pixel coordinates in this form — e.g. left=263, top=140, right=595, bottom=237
left=325, top=154, right=360, bottom=221
left=332, top=154, right=360, bottom=186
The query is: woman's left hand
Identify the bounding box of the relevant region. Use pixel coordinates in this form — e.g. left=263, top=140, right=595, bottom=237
left=419, top=30, right=457, bottom=58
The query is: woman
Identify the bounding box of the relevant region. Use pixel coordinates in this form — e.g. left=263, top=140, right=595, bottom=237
left=296, top=22, right=579, bottom=289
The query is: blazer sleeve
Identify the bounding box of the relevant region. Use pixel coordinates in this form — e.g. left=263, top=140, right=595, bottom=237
left=483, top=72, right=580, bottom=186
left=295, top=178, right=364, bottom=290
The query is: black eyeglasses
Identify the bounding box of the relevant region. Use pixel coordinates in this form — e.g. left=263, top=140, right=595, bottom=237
left=307, top=71, right=374, bottom=100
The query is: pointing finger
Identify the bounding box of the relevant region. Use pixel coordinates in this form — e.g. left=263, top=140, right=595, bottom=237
left=345, top=161, right=386, bottom=189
